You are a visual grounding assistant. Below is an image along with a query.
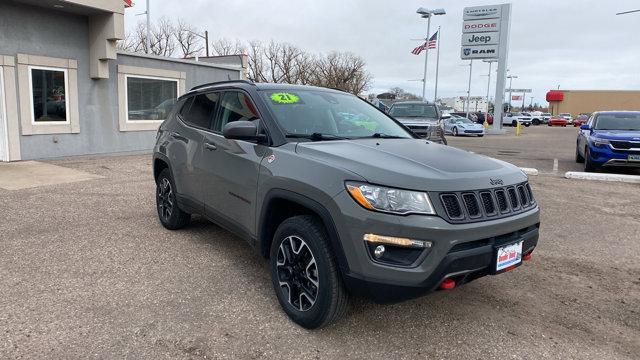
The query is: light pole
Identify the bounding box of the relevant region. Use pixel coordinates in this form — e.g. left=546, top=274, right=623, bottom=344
left=135, top=0, right=151, bottom=53
left=465, top=60, right=473, bottom=119
left=507, top=75, right=518, bottom=112
left=186, top=29, right=210, bottom=57
left=416, top=7, right=446, bottom=102
left=483, top=59, right=497, bottom=123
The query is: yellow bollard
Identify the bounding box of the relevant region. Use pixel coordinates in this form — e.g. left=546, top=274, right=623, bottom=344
left=483, top=120, right=489, bottom=129
left=515, top=120, right=521, bottom=136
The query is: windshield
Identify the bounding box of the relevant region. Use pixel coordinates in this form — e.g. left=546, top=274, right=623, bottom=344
left=388, top=103, right=438, bottom=118
left=260, top=89, right=413, bottom=139
left=594, top=113, right=640, bottom=131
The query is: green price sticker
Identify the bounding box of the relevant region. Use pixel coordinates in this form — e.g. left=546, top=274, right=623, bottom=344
left=270, top=92, right=300, bottom=104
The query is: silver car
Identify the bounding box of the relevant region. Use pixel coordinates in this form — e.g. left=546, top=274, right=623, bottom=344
left=444, top=115, right=485, bottom=137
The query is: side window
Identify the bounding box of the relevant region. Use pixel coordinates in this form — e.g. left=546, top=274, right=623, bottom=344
left=178, top=97, right=193, bottom=117
left=183, top=92, right=219, bottom=129
left=214, top=91, right=259, bottom=132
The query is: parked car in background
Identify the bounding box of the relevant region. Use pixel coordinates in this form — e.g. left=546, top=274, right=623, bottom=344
left=576, top=111, right=640, bottom=171
left=548, top=115, right=568, bottom=127
left=444, top=115, right=485, bottom=137
left=559, top=113, right=573, bottom=125
left=450, top=112, right=478, bottom=123
left=388, top=101, right=447, bottom=144
left=522, top=112, right=543, bottom=125
left=503, top=112, right=532, bottom=127
left=573, top=114, right=589, bottom=127
left=541, top=113, right=551, bottom=123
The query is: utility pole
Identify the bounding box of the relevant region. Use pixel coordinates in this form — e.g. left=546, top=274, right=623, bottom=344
left=465, top=60, right=473, bottom=119
left=145, top=0, right=150, bottom=53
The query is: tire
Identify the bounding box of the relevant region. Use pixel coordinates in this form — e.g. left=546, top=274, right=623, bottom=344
left=584, top=147, right=597, bottom=172
left=270, top=215, right=348, bottom=329
left=548, top=123, right=552, bottom=127
left=452, top=127, right=458, bottom=136
left=562, top=125, right=567, bottom=127
left=532, top=119, right=540, bottom=125
left=575, top=145, right=584, bottom=163
left=478, top=134, right=484, bottom=137
left=524, top=123, right=531, bottom=127
left=156, top=168, right=191, bottom=230
left=512, top=120, right=518, bottom=127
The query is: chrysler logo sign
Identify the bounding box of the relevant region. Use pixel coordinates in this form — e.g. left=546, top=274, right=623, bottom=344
left=463, top=5, right=502, bottom=20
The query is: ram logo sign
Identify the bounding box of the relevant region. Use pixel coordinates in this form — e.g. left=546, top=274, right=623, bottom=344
left=460, top=45, right=499, bottom=59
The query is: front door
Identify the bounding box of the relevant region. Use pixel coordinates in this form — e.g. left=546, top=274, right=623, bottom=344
left=0, top=69, right=8, bottom=162
left=201, top=90, right=265, bottom=238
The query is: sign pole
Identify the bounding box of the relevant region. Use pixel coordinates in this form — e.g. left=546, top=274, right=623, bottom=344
left=421, top=15, right=432, bottom=101
left=465, top=60, right=473, bottom=119
left=491, top=3, right=511, bottom=133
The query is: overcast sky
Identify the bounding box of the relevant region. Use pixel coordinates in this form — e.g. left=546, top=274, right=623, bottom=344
left=124, top=0, right=640, bottom=105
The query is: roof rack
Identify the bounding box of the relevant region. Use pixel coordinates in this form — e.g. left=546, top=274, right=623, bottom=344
left=189, top=79, right=255, bottom=92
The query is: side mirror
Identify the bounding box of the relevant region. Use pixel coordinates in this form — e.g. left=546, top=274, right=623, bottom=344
left=579, top=124, right=590, bottom=130
left=223, top=120, right=266, bottom=142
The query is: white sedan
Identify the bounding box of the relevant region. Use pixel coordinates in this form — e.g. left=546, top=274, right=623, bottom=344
left=444, top=115, right=485, bottom=137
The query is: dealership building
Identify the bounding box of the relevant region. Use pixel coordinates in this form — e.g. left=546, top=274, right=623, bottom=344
left=546, top=90, right=640, bottom=116
left=0, top=0, right=243, bottom=162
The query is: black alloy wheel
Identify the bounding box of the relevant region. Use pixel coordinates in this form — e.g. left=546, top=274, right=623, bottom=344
left=156, top=169, right=190, bottom=230
left=276, top=235, right=319, bottom=312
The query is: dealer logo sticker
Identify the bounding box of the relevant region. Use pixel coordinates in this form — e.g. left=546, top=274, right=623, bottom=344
left=266, top=154, right=276, bottom=164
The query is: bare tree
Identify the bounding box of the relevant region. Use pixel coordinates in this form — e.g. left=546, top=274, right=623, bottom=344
left=149, top=17, right=176, bottom=57
left=174, top=20, right=203, bottom=58
left=211, top=38, right=245, bottom=56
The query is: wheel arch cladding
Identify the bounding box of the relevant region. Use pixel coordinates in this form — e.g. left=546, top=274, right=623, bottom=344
left=258, top=189, right=350, bottom=274
left=153, top=156, right=170, bottom=183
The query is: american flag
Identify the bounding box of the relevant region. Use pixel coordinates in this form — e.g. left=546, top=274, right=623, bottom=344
left=411, top=31, right=438, bottom=55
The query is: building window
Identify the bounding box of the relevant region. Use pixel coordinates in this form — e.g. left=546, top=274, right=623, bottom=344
left=29, top=67, right=68, bottom=123
left=125, top=75, right=178, bottom=122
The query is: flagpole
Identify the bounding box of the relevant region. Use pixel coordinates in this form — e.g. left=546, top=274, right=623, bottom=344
left=421, top=16, right=432, bottom=101
left=433, top=26, right=441, bottom=103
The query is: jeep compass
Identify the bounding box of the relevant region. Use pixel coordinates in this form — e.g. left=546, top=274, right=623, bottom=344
left=152, top=81, right=540, bottom=329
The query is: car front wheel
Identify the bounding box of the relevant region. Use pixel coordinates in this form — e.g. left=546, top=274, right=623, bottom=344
left=156, top=168, right=191, bottom=230
left=584, top=147, right=597, bottom=172
left=452, top=127, right=458, bottom=136
left=575, top=145, right=585, bottom=163
left=270, top=215, right=348, bottom=329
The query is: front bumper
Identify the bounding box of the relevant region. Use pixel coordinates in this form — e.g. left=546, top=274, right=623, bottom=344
left=589, top=144, right=640, bottom=168
left=328, top=191, right=540, bottom=303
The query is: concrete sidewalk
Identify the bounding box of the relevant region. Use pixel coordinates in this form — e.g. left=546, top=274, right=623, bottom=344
left=0, top=161, right=102, bottom=190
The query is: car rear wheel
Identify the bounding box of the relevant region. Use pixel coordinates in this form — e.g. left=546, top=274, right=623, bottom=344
left=452, top=127, right=458, bottom=136
left=270, top=215, right=348, bottom=329
left=584, top=147, right=597, bottom=172
left=532, top=119, right=540, bottom=125
left=156, top=168, right=191, bottom=230
left=478, top=134, right=484, bottom=137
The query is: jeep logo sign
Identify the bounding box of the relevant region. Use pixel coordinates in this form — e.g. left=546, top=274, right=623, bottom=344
left=460, top=45, right=499, bottom=60
left=462, top=19, right=500, bottom=33
left=461, top=32, right=500, bottom=46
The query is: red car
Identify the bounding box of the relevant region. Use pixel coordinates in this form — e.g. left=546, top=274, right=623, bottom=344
left=573, top=114, right=589, bottom=127
left=547, top=116, right=568, bottom=127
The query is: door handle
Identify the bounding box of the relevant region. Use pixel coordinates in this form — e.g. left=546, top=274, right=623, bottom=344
left=170, top=131, right=182, bottom=138
left=204, top=142, right=217, bottom=151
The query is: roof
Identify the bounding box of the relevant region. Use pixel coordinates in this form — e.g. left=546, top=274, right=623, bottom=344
left=187, top=81, right=348, bottom=95
left=390, top=101, right=434, bottom=105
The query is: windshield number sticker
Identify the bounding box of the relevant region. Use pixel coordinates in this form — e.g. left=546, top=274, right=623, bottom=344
left=270, top=92, right=300, bottom=104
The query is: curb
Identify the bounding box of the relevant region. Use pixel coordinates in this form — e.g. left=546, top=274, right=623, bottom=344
left=520, top=167, right=539, bottom=176
left=564, top=171, right=640, bottom=184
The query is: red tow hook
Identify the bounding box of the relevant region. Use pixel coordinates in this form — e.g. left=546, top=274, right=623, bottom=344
left=439, top=278, right=456, bottom=290
left=523, top=252, right=533, bottom=261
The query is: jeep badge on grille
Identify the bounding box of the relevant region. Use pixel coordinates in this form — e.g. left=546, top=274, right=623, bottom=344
left=490, top=178, right=504, bottom=186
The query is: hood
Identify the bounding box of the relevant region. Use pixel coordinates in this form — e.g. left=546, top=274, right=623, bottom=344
left=295, top=139, right=526, bottom=192
left=592, top=130, right=640, bottom=140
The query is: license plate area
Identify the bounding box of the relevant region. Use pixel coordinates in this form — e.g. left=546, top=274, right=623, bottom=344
left=628, top=154, right=640, bottom=162
left=494, top=241, right=523, bottom=273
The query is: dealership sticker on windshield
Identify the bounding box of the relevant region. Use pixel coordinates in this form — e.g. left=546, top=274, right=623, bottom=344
left=270, top=92, right=301, bottom=104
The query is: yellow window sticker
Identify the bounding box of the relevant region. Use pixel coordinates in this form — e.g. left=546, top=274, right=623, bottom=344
left=270, top=92, right=300, bottom=104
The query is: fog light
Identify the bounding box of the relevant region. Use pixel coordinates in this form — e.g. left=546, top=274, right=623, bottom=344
left=374, top=245, right=385, bottom=258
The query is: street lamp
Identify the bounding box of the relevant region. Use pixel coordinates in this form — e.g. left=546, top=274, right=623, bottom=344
left=482, top=59, right=497, bottom=123
left=416, top=7, right=446, bottom=102
left=507, top=75, right=518, bottom=111
left=185, top=29, right=210, bottom=57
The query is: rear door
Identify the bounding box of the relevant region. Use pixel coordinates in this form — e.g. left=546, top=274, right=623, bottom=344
left=201, top=90, right=266, bottom=239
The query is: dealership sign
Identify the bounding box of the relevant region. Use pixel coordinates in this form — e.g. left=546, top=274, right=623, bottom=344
left=461, top=45, right=499, bottom=59
left=463, top=5, right=501, bottom=20
left=461, top=32, right=500, bottom=46
left=462, top=19, right=500, bottom=33
left=505, top=88, right=533, bottom=93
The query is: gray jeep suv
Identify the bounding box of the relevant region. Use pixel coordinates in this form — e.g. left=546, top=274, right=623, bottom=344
left=153, top=81, right=540, bottom=329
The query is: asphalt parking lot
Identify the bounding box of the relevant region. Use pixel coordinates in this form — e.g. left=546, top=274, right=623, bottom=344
left=1, top=128, right=639, bottom=359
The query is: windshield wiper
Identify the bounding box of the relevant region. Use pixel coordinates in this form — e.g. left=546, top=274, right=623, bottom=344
left=358, top=133, right=406, bottom=139
left=285, top=132, right=349, bottom=141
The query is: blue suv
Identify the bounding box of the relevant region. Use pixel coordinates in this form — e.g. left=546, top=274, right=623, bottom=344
left=576, top=111, right=640, bottom=172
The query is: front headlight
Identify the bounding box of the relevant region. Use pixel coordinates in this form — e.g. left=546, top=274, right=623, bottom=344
left=592, top=138, right=610, bottom=147
left=345, top=182, right=435, bottom=215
